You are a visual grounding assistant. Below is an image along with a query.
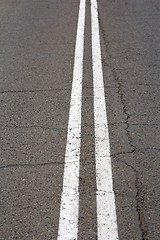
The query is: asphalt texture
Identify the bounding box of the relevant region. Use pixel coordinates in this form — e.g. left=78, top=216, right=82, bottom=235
left=0, top=0, right=160, bottom=239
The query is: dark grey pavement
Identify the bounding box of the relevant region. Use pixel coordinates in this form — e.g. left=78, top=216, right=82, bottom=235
left=99, top=0, right=160, bottom=239
left=0, top=0, right=160, bottom=239
left=0, top=0, right=78, bottom=239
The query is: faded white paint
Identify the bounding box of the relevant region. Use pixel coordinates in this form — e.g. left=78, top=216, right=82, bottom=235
left=91, top=0, right=119, bottom=239
left=57, top=0, right=86, bottom=239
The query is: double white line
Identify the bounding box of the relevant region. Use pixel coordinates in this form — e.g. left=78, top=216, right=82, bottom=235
left=58, top=0, right=119, bottom=239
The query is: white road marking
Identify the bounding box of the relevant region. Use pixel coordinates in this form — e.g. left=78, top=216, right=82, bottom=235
left=91, top=0, right=119, bottom=239
left=57, top=0, right=86, bottom=239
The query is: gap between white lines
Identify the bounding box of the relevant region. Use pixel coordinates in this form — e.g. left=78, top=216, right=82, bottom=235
left=57, top=0, right=86, bottom=239
left=91, top=0, right=119, bottom=239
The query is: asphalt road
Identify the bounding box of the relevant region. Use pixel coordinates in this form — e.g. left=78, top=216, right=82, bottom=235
left=0, top=0, right=160, bottom=239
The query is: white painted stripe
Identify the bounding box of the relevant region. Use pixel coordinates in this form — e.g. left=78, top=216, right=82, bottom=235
left=57, top=0, right=86, bottom=239
left=91, top=0, right=119, bottom=239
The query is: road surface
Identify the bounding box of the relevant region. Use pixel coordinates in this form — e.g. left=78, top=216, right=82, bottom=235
left=0, top=0, right=160, bottom=239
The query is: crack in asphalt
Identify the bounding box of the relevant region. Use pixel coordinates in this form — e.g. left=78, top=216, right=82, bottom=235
left=117, top=81, right=160, bottom=87
left=110, top=147, right=160, bottom=157
left=111, top=69, right=136, bottom=150
left=115, top=157, right=148, bottom=240
left=98, top=10, right=148, bottom=240
left=113, top=71, right=148, bottom=240
left=0, top=88, right=71, bottom=94
left=112, top=67, right=148, bottom=240
left=0, top=122, right=126, bottom=130
left=0, top=161, right=64, bottom=169
left=135, top=176, right=148, bottom=240
left=130, top=123, right=160, bottom=126
left=0, top=86, right=118, bottom=94
left=0, top=54, right=74, bottom=61
left=110, top=149, right=136, bottom=157
left=0, top=124, right=67, bottom=130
